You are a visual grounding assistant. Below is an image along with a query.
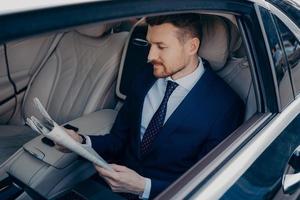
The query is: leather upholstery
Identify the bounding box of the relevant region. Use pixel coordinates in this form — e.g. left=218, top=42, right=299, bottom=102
left=217, top=57, right=256, bottom=120
left=0, top=23, right=128, bottom=164
left=67, top=109, right=118, bottom=136
left=0, top=125, right=36, bottom=164
left=76, top=22, right=113, bottom=38
left=23, top=27, right=128, bottom=124
left=0, top=34, right=57, bottom=124
left=197, top=15, right=256, bottom=120
left=198, top=16, right=230, bottom=70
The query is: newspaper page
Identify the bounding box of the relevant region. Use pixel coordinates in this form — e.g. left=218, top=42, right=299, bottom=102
left=26, top=97, right=112, bottom=171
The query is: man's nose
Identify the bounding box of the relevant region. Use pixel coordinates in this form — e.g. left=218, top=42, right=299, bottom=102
left=147, top=46, right=158, bottom=61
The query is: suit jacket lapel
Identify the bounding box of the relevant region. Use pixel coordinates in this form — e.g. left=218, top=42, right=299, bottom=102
left=144, top=67, right=216, bottom=157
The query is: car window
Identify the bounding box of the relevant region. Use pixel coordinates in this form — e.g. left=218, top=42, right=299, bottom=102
left=259, top=7, right=294, bottom=108
left=267, top=0, right=300, bottom=28
left=221, top=114, right=300, bottom=199
left=273, top=16, right=300, bottom=96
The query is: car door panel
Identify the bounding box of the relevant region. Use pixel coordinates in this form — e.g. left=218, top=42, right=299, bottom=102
left=221, top=108, right=300, bottom=200
left=202, top=5, right=300, bottom=200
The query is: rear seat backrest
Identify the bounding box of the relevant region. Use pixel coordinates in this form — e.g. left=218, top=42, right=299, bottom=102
left=219, top=57, right=256, bottom=121
left=199, top=15, right=257, bottom=121
left=23, top=23, right=128, bottom=124
left=199, top=15, right=230, bottom=70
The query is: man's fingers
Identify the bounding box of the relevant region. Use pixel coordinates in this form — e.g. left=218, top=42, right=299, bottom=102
left=101, top=176, right=123, bottom=192
left=54, top=144, right=71, bottom=153
left=102, top=176, right=115, bottom=187
left=95, top=164, right=146, bottom=195
left=110, top=164, right=129, bottom=172
left=63, top=127, right=75, bottom=134
left=62, top=127, right=82, bottom=143
left=105, top=177, right=119, bottom=187
left=95, top=165, right=119, bottom=180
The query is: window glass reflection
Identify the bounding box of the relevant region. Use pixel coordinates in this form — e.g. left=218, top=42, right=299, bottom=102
left=274, top=16, right=300, bottom=96
left=260, top=7, right=293, bottom=107
left=221, top=115, right=300, bottom=200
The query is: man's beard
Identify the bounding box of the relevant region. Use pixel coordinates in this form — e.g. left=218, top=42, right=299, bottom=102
left=149, top=59, right=185, bottom=78
left=149, top=59, right=163, bottom=67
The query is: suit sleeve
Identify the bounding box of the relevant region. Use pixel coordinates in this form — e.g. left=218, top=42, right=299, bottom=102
left=149, top=178, right=173, bottom=199
left=198, top=98, right=245, bottom=160
left=89, top=93, right=132, bottom=160
left=89, top=69, right=150, bottom=159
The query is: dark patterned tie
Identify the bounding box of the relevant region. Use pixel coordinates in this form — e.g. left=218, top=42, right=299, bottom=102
left=140, top=80, right=179, bottom=155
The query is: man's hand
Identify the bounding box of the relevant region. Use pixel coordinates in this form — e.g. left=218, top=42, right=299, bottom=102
left=55, top=128, right=83, bottom=153
left=95, top=164, right=146, bottom=195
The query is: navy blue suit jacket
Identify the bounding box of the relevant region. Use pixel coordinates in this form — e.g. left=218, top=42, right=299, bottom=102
left=90, top=61, right=245, bottom=198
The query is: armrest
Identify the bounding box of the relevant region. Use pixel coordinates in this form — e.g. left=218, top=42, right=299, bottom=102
left=66, top=109, right=118, bottom=136
left=4, top=109, right=118, bottom=199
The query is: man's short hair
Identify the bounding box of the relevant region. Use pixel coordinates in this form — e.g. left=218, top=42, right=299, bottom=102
left=145, top=13, right=203, bottom=42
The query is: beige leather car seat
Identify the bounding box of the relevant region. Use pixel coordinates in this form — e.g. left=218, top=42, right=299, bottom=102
left=23, top=23, right=127, bottom=124
left=0, top=23, right=128, bottom=164
left=199, top=15, right=256, bottom=121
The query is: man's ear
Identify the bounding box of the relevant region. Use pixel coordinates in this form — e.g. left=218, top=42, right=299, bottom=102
left=188, top=37, right=200, bottom=55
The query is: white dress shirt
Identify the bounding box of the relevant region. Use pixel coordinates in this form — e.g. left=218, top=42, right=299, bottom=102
left=140, top=58, right=205, bottom=140
left=86, top=57, right=205, bottom=199
left=139, top=57, right=204, bottom=199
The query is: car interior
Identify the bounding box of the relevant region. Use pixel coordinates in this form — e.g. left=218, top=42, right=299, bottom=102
left=0, top=12, right=258, bottom=199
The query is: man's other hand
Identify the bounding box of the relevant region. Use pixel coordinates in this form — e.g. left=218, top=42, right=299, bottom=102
left=55, top=127, right=83, bottom=153
left=95, top=164, right=146, bottom=195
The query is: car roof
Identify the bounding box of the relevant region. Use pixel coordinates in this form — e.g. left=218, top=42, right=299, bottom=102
left=0, top=0, right=268, bottom=16
left=0, top=0, right=101, bottom=15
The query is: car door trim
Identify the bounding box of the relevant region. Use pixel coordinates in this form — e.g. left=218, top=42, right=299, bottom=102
left=190, top=96, right=300, bottom=200
left=156, top=112, right=272, bottom=200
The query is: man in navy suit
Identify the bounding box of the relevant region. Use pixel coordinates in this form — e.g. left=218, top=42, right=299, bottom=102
left=60, top=14, right=244, bottom=199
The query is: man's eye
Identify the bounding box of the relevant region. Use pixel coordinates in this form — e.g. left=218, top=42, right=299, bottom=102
left=158, top=46, right=166, bottom=50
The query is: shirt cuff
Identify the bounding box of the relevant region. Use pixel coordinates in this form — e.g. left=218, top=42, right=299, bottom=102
left=139, top=178, right=151, bottom=199
left=83, top=135, right=92, bottom=147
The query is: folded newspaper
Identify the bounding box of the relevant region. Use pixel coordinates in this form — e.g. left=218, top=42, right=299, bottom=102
left=26, top=97, right=112, bottom=171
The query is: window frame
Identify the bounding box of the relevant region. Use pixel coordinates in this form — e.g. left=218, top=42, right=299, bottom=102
left=272, top=15, right=298, bottom=97
left=257, top=6, right=295, bottom=110
left=194, top=97, right=300, bottom=200
left=271, top=10, right=300, bottom=99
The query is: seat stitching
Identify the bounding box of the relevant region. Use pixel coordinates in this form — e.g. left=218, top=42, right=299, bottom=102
left=68, top=36, right=119, bottom=115
left=83, top=52, right=120, bottom=112
left=54, top=33, right=79, bottom=122
left=46, top=52, right=62, bottom=117
left=63, top=35, right=111, bottom=120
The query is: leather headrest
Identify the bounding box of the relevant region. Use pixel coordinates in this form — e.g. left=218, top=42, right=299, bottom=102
left=75, top=22, right=112, bottom=37
left=198, top=16, right=230, bottom=71
left=229, top=22, right=242, bottom=54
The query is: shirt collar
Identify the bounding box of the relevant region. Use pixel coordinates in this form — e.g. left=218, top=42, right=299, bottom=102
left=166, top=57, right=205, bottom=91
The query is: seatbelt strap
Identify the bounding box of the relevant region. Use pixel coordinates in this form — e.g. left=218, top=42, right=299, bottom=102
left=21, top=32, right=64, bottom=122
left=114, top=101, right=124, bottom=111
